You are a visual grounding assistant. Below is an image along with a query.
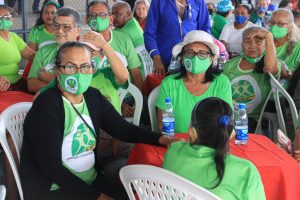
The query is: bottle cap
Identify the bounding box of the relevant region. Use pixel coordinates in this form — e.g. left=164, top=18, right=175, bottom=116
left=238, top=103, right=246, bottom=109
left=165, top=97, right=172, bottom=103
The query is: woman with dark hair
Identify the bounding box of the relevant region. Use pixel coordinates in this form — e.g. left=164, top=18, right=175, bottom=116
left=219, top=4, right=256, bottom=56
left=223, top=27, right=279, bottom=132
left=156, top=30, right=233, bottom=133
left=28, top=0, right=60, bottom=51
left=20, top=41, right=179, bottom=200
left=163, top=97, right=266, bottom=199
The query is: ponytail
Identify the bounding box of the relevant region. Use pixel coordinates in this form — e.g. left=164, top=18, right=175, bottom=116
left=212, top=123, right=230, bottom=188
left=191, top=98, right=233, bottom=189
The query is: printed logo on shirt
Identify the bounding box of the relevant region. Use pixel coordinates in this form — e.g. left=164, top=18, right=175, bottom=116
left=72, top=123, right=96, bottom=156
left=62, top=116, right=96, bottom=172
left=231, top=75, right=262, bottom=113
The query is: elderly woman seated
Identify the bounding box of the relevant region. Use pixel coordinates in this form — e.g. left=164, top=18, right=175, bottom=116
left=0, top=5, right=35, bottom=91
left=223, top=26, right=279, bottom=132
left=270, top=9, right=300, bottom=79
left=156, top=30, right=233, bottom=134
left=163, top=97, right=266, bottom=200
left=20, top=41, right=179, bottom=200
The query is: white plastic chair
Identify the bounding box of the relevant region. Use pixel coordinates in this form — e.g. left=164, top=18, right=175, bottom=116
left=0, top=185, right=6, bottom=200
left=0, top=102, right=32, bottom=200
left=120, top=83, right=143, bottom=126
left=135, top=45, right=153, bottom=78
left=119, top=164, right=221, bottom=200
left=148, top=86, right=160, bottom=132
left=268, top=72, right=298, bottom=136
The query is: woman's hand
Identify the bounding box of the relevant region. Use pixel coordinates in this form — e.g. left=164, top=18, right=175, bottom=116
left=247, top=29, right=273, bottom=41
left=158, top=135, right=185, bottom=147
left=82, top=31, right=108, bottom=50
left=0, top=76, right=10, bottom=91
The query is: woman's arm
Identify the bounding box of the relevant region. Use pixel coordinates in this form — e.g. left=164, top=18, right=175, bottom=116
left=0, top=76, right=10, bottom=91
left=82, top=31, right=129, bottom=85
left=27, top=41, right=38, bottom=51
left=20, top=45, right=36, bottom=61
left=261, top=31, right=278, bottom=76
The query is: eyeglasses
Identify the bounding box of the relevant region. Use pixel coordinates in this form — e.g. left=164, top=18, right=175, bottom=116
left=183, top=49, right=212, bottom=59
left=58, top=63, right=93, bottom=74
left=269, top=21, right=288, bottom=27
left=52, top=22, right=75, bottom=32
left=0, top=15, right=12, bottom=20
left=88, top=13, right=110, bottom=19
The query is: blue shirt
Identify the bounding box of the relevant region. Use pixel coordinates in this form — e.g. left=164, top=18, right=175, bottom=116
left=144, top=0, right=211, bottom=66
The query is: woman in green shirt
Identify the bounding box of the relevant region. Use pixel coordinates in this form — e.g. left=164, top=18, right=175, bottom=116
left=156, top=30, right=233, bottom=133
left=223, top=26, right=279, bottom=132
left=163, top=97, right=266, bottom=200
left=28, top=0, right=60, bottom=51
left=269, top=9, right=300, bottom=77
left=0, top=5, right=35, bottom=91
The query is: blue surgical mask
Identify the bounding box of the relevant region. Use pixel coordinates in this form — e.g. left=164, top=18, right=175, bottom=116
left=235, top=15, right=248, bottom=24
left=257, top=6, right=267, bottom=13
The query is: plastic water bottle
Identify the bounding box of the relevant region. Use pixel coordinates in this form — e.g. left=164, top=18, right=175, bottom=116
left=218, top=53, right=226, bottom=71
left=162, top=97, right=175, bottom=137
left=235, top=103, right=248, bottom=145
left=168, top=57, right=180, bottom=75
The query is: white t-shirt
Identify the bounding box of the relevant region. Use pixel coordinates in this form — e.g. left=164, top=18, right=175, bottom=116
left=219, top=21, right=257, bottom=54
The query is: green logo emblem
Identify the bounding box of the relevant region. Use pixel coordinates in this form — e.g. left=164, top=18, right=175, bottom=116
left=232, top=80, right=255, bottom=104
left=67, top=78, right=77, bottom=88
left=71, top=123, right=95, bottom=156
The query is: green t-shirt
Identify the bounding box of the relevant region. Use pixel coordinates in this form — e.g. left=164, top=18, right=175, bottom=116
left=211, top=14, right=227, bottom=39
left=0, top=32, right=26, bottom=84
left=90, top=55, right=128, bottom=114
left=223, top=56, right=281, bottom=121
left=156, top=74, right=233, bottom=133
left=51, top=96, right=97, bottom=190
left=28, top=42, right=58, bottom=79
left=163, top=142, right=266, bottom=200
left=28, top=25, right=55, bottom=49
left=115, top=18, right=144, bottom=48
left=276, top=42, right=300, bottom=72
left=108, top=30, right=143, bottom=78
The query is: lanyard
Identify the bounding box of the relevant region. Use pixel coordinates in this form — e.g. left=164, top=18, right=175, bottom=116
left=70, top=102, right=97, bottom=138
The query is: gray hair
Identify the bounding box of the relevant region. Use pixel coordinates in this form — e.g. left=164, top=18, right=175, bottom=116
left=133, top=0, right=150, bottom=19
left=54, top=7, right=81, bottom=27
left=87, top=0, right=111, bottom=14
left=271, top=8, right=300, bottom=54
left=242, top=26, right=266, bottom=41
left=112, top=1, right=132, bottom=13
left=133, top=0, right=150, bottom=11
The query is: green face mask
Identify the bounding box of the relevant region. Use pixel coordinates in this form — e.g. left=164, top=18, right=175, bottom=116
left=59, top=73, right=93, bottom=95
left=183, top=57, right=211, bottom=74
left=244, top=53, right=264, bottom=64
left=0, top=19, right=13, bottom=30
left=88, top=17, right=110, bottom=32
left=270, top=25, right=288, bottom=39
